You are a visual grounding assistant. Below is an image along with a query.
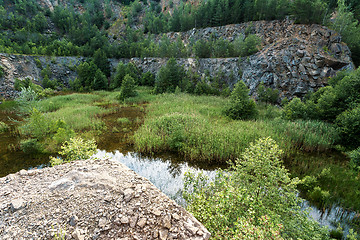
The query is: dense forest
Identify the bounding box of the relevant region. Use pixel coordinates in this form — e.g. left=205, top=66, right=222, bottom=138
left=1, top=0, right=360, bottom=65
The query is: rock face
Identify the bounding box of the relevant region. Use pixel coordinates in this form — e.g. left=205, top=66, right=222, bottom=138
left=0, top=20, right=355, bottom=100
left=0, top=158, right=210, bottom=239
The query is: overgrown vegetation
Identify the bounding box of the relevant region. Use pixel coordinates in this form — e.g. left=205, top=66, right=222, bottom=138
left=183, top=138, right=328, bottom=239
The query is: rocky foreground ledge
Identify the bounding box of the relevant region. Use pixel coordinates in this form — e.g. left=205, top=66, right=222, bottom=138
left=0, top=159, right=210, bottom=240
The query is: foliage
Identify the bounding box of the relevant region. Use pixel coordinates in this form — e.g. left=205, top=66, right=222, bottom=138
left=140, top=71, right=155, bottom=86
left=15, top=86, right=39, bottom=114
left=0, top=65, right=4, bottom=78
left=349, top=147, right=360, bottom=171
left=50, top=137, right=97, bottom=166
left=183, top=138, right=328, bottom=239
left=20, top=138, right=43, bottom=154
left=336, top=106, right=360, bottom=149
left=154, top=58, right=184, bottom=93
left=282, top=97, right=307, bottom=120
left=291, top=0, right=328, bottom=24
left=0, top=121, right=9, bottom=133
left=92, top=69, right=108, bottom=91
left=257, top=83, right=280, bottom=104
left=117, top=74, right=137, bottom=101
left=330, top=0, right=360, bottom=66
left=224, top=81, right=257, bottom=120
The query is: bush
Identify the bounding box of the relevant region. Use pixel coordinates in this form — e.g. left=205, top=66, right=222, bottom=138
left=0, top=121, right=9, bottom=133
left=257, top=82, right=280, bottom=104
left=15, top=87, right=39, bottom=114
left=336, top=106, right=360, bottom=149
left=50, top=137, right=97, bottom=166
left=140, top=71, right=155, bottom=86
left=117, top=74, right=137, bottom=101
left=282, top=97, right=307, bottom=120
left=349, top=147, right=360, bottom=171
left=224, top=81, right=257, bottom=120
left=183, top=138, right=327, bottom=239
left=92, top=69, right=108, bottom=90
left=193, top=39, right=211, bottom=58
left=0, top=65, right=4, bottom=78
left=20, top=138, right=43, bottom=154
left=239, top=34, right=261, bottom=57
left=154, top=58, right=184, bottom=93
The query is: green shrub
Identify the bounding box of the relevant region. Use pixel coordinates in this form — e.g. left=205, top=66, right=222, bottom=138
left=0, top=121, right=9, bottom=133
left=349, top=147, right=360, bottom=171
left=35, top=58, right=42, bottom=69
left=224, top=81, right=257, bottom=120
left=15, top=86, right=39, bottom=114
left=336, top=106, right=360, bottom=149
left=282, top=97, right=307, bottom=120
left=257, top=82, right=280, bottom=104
left=140, top=71, right=155, bottom=86
left=92, top=69, right=107, bottom=90
left=20, top=138, right=43, bottom=154
left=239, top=34, right=261, bottom=57
left=117, top=74, right=137, bottom=101
left=193, top=39, right=211, bottom=58
left=154, top=58, right=184, bottom=93
left=299, top=175, right=318, bottom=192
left=0, top=65, right=4, bottom=78
left=50, top=137, right=97, bottom=166
left=183, top=138, right=327, bottom=239
left=308, top=186, right=330, bottom=207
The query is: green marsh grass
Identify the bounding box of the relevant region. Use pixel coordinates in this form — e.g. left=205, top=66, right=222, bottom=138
left=133, top=93, right=339, bottom=163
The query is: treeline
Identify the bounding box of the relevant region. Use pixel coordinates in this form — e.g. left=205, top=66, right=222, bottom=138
left=139, top=0, right=360, bottom=65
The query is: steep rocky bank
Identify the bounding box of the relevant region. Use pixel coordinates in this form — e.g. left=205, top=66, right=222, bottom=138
left=0, top=158, right=210, bottom=239
left=0, top=20, right=355, bottom=99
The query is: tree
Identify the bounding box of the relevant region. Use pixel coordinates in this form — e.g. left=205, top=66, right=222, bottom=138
left=184, top=138, right=328, bottom=239
left=224, top=81, right=257, bottom=120
left=118, top=74, right=137, bottom=100
left=92, top=49, right=110, bottom=77
left=92, top=69, right=107, bottom=90
left=154, top=58, right=184, bottom=93
left=111, top=62, right=127, bottom=89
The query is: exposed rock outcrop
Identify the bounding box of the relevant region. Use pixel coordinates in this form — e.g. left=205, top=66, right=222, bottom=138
left=0, top=158, right=210, bottom=239
left=0, top=20, right=355, bottom=100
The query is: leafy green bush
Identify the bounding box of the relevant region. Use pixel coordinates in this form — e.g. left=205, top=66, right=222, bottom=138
left=183, top=138, right=327, bottom=239
left=0, top=121, right=9, bottom=133
left=140, top=71, right=155, bottom=86
left=239, top=34, right=262, bottom=57
left=50, top=137, right=97, bottom=166
left=257, top=82, right=280, bottom=104
left=20, top=138, right=43, bottom=154
left=336, top=106, right=360, bottom=149
left=117, top=74, right=137, bottom=101
left=349, top=147, right=360, bottom=171
left=224, top=81, right=257, bottom=120
left=282, top=97, right=307, bottom=120
left=0, top=65, right=4, bottom=78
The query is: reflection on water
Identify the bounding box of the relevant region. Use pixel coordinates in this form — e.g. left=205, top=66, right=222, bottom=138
left=94, top=150, right=217, bottom=205
left=304, top=201, right=358, bottom=233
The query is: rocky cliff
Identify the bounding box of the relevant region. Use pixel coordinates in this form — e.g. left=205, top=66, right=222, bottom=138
left=0, top=20, right=355, bottom=100
left=0, top=158, right=211, bottom=239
